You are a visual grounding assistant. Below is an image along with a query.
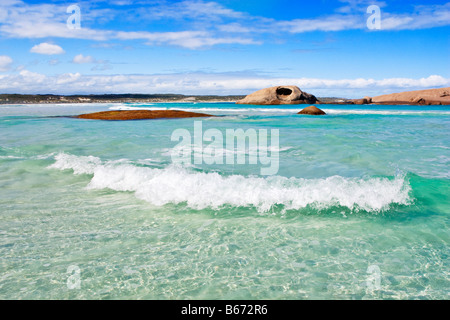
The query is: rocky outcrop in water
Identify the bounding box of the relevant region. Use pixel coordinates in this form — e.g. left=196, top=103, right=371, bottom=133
left=297, top=106, right=326, bottom=115
left=76, top=110, right=215, bottom=120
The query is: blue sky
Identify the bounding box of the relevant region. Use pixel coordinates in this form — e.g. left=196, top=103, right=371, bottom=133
left=0, top=0, right=449, bottom=97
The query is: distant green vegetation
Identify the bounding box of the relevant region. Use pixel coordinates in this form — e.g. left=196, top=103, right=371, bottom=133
left=0, top=94, right=351, bottom=104
left=0, top=94, right=246, bottom=104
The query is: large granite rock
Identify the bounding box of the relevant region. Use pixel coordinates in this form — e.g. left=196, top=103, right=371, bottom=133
left=236, top=86, right=319, bottom=105
left=370, top=88, right=450, bottom=105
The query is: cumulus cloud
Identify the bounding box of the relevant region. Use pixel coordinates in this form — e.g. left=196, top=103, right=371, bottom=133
left=0, top=55, right=13, bottom=72
left=0, top=70, right=447, bottom=97
left=30, top=43, right=65, bottom=55
left=18, top=69, right=46, bottom=83
left=56, top=72, right=82, bottom=85
left=72, top=54, right=95, bottom=64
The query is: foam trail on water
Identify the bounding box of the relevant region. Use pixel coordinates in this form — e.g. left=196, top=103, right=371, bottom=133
left=49, top=153, right=413, bottom=213
left=109, top=105, right=450, bottom=115
left=109, top=106, right=304, bottom=113
left=323, top=109, right=450, bottom=116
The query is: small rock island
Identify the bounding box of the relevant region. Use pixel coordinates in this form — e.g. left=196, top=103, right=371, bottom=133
left=298, top=106, right=326, bottom=115
left=76, top=110, right=216, bottom=121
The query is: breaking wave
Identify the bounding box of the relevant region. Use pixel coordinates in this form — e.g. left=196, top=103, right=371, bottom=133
left=48, top=153, right=413, bottom=213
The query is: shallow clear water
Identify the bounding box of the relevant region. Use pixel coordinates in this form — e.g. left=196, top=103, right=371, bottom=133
left=0, top=103, right=449, bottom=299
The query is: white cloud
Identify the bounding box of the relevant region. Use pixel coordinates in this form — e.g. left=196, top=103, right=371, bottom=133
left=278, top=2, right=450, bottom=33
left=115, top=30, right=257, bottom=49
left=109, top=0, right=134, bottom=5
left=217, top=23, right=252, bottom=33
left=0, top=1, right=256, bottom=49
left=48, top=59, right=60, bottom=66
left=91, top=60, right=112, bottom=71
left=30, top=43, right=65, bottom=55
left=71, top=55, right=113, bottom=71
left=72, top=54, right=95, bottom=64
left=1, top=0, right=447, bottom=51
left=0, top=1, right=113, bottom=40
left=56, top=72, right=82, bottom=85
left=18, top=69, right=46, bottom=83
left=0, top=55, right=13, bottom=72
left=138, top=0, right=245, bottom=21
left=336, top=0, right=387, bottom=14
left=0, top=70, right=448, bottom=97
left=278, top=16, right=361, bottom=33
left=380, top=3, right=450, bottom=30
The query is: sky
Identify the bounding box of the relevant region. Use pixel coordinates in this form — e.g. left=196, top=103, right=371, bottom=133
left=0, top=0, right=449, bottom=97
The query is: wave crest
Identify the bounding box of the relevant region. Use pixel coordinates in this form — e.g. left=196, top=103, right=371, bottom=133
left=49, top=153, right=413, bottom=213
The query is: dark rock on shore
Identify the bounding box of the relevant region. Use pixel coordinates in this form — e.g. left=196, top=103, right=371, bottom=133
left=352, top=97, right=372, bottom=105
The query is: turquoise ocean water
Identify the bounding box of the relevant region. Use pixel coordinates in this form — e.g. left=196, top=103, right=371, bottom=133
left=0, top=102, right=449, bottom=299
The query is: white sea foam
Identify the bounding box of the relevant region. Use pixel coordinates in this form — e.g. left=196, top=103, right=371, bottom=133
left=109, top=105, right=450, bottom=116
left=0, top=155, right=24, bottom=159
left=108, top=106, right=301, bottom=113
left=49, top=153, right=102, bottom=174
left=48, top=153, right=413, bottom=213
left=161, top=145, right=293, bottom=158
left=323, top=109, right=450, bottom=116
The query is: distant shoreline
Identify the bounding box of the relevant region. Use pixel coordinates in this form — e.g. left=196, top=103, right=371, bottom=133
left=0, top=93, right=353, bottom=105
left=1, top=93, right=449, bottom=106
left=0, top=94, right=245, bottom=105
